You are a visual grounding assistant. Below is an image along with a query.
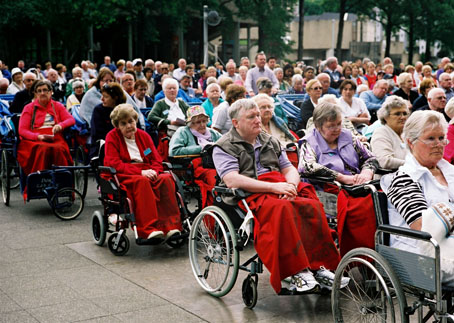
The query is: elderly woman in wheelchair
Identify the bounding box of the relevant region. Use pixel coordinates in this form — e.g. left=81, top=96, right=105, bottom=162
left=17, top=80, right=75, bottom=177
left=298, top=102, right=379, bottom=256
left=169, top=105, right=221, bottom=208
left=382, top=110, right=454, bottom=287
left=211, top=98, right=348, bottom=294
left=104, top=103, right=182, bottom=241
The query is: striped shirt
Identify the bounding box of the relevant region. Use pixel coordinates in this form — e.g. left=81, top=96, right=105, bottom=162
left=387, top=172, right=428, bottom=225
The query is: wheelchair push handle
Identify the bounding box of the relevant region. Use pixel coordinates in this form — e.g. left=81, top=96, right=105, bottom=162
left=377, top=224, right=433, bottom=241
left=98, top=166, right=117, bottom=175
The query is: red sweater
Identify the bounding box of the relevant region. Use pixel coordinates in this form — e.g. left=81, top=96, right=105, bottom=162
left=104, top=128, right=163, bottom=175
left=19, top=99, right=75, bottom=140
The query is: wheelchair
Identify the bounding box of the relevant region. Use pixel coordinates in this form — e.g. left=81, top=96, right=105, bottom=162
left=0, top=113, right=89, bottom=220
left=90, top=143, right=191, bottom=256
left=330, top=184, right=454, bottom=322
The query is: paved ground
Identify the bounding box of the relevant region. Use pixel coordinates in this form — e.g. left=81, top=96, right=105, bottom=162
left=0, top=178, right=335, bottom=323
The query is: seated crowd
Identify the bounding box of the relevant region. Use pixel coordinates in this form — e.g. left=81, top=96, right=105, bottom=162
left=2, top=52, right=454, bottom=291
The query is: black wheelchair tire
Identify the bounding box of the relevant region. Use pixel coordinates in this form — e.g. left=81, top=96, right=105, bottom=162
left=50, top=188, right=84, bottom=221
left=91, top=210, right=107, bottom=246
left=1, top=149, right=11, bottom=206
left=108, top=232, right=129, bottom=256
left=74, top=145, right=88, bottom=199
left=242, top=274, right=258, bottom=309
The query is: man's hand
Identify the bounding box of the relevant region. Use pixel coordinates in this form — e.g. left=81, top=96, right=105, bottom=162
left=52, top=124, right=62, bottom=134
left=141, top=169, right=157, bottom=181
left=270, top=182, right=297, bottom=200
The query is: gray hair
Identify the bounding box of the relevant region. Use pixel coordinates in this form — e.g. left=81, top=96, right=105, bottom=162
left=226, top=61, right=236, bottom=69
left=206, top=76, right=217, bottom=86
left=397, top=72, right=411, bottom=87
left=252, top=93, right=274, bottom=107
left=377, top=95, right=408, bottom=125
left=445, top=97, right=454, bottom=123
left=316, top=72, right=330, bottom=82
left=72, top=67, right=83, bottom=75
left=206, top=82, right=221, bottom=93
left=402, top=110, right=448, bottom=148
left=162, top=77, right=179, bottom=91
left=229, top=98, right=258, bottom=120
left=274, top=67, right=283, bottom=75
left=291, top=74, right=303, bottom=86
left=318, top=94, right=339, bottom=105
left=23, top=72, right=37, bottom=80
left=313, top=102, right=342, bottom=129
left=428, top=87, right=444, bottom=100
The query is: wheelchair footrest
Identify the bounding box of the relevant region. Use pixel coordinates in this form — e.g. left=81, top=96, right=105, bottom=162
left=136, top=237, right=164, bottom=245
left=278, top=285, right=323, bottom=295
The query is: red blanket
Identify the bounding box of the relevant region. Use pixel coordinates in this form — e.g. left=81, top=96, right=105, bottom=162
left=157, top=131, right=169, bottom=162
left=192, top=157, right=216, bottom=208
left=243, top=172, right=340, bottom=293
left=118, top=172, right=182, bottom=238
left=17, top=128, right=72, bottom=176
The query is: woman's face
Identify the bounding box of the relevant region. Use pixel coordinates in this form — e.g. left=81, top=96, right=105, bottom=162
left=343, top=67, right=352, bottom=78
left=285, top=68, right=294, bottom=77
left=424, top=83, right=436, bottom=96
left=401, top=77, right=413, bottom=90
left=74, top=86, right=84, bottom=96
left=318, top=116, right=342, bottom=144
left=304, top=69, right=314, bottom=80
left=101, top=92, right=116, bottom=108
left=275, top=70, right=283, bottom=81
left=239, top=69, right=247, bottom=79
left=384, top=106, right=408, bottom=134
left=99, top=74, right=114, bottom=88
left=352, top=66, right=359, bottom=76
left=118, top=116, right=137, bottom=139
left=207, top=86, right=220, bottom=101
left=308, top=81, right=322, bottom=100
left=293, top=80, right=303, bottom=92
left=190, top=115, right=209, bottom=134
left=409, top=125, right=447, bottom=168
left=423, top=68, right=432, bottom=78
left=341, top=83, right=355, bottom=100
left=36, top=85, right=51, bottom=104
left=367, top=65, right=376, bottom=74
left=206, top=69, right=216, bottom=78
left=164, top=83, right=178, bottom=102
left=13, top=73, right=22, bottom=84
left=258, top=101, right=274, bottom=121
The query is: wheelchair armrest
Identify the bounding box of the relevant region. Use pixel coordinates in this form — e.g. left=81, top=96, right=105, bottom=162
left=377, top=224, right=432, bottom=242
left=161, top=136, right=170, bottom=143
left=375, top=167, right=394, bottom=175
left=213, top=186, right=247, bottom=199
left=342, top=179, right=381, bottom=195
left=98, top=166, right=117, bottom=175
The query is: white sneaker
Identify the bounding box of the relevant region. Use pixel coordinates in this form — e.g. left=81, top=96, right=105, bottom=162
left=165, top=229, right=181, bottom=240
left=289, top=269, right=319, bottom=292
left=108, top=214, right=122, bottom=225
left=147, top=231, right=165, bottom=240
left=315, top=267, right=350, bottom=290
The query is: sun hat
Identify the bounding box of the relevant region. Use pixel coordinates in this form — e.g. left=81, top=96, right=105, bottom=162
left=186, top=105, right=209, bottom=123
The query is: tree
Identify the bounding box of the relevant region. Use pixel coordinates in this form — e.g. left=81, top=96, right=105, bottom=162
left=234, top=0, right=298, bottom=58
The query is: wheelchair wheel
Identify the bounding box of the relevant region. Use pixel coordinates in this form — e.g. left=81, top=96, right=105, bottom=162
left=108, top=232, right=129, bottom=256
left=332, top=247, right=408, bottom=323
left=50, top=188, right=84, bottom=221
left=166, top=235, right=186, bottom=249
left=188, top=206, right=239, bottom=297
left=1, top=149, right=10, bottom=206
left=91, top=210, right=107, bottom=246
left=242, top=274, right=258, bottom=309
left=74, top=145, right=88, bottom=199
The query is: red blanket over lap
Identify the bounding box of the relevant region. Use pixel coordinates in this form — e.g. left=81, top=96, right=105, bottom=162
left=242, top=171, right=340, bottom=293
left=192, top=157, right=216, bottom=208
left=17, top=128, right=73, bottom=176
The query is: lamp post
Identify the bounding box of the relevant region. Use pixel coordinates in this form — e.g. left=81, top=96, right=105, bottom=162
left=203, top=5, right=208, bottom=66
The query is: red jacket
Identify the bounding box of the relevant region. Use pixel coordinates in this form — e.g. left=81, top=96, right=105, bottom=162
left=19, top=99, right=75, bottom=141
left=104, top=128, right=163, bottom=175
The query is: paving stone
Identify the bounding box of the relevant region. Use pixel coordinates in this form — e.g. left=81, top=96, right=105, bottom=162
left=0, top=290, right=21, bottom=313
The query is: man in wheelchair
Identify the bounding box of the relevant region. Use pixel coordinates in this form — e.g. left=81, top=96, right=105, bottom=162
left=212, top=98, right=348, bottom=293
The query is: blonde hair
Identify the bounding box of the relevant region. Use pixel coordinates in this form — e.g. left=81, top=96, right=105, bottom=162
left=110, top=104, right=138, bottom=128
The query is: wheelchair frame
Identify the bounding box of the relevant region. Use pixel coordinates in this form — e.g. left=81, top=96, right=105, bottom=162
left=331, top=183, right=454, bottom=323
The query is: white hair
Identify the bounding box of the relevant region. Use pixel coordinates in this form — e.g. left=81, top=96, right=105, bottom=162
left=162, top=77, right=179, bottom=91
left=291, top=74, right=303, bottom=86
left=428, top=87, right=445, bottom=100
left=206, top=83, right=221, bottom=93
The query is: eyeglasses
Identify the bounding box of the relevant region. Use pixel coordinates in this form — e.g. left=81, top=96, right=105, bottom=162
left=323, top=124, right=342, bottom=131
left=434, top=96, right=447, bottom=100
left=390, top=111, right=409, bottom=117
left=259, top=105, right=274, bottom=110
left=311, top=87, right=322, bottom=91
left=416, top=137, right=448, bottom=147
left=36, top=88, right=49, bottom=94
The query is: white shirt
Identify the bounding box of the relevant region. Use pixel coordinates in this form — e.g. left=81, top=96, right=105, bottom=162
left=124, top=137, right=143, bottom=162
left=165, top=97, right=185, bottom=122
left=6, top=82, right=24, bottom=95
left=339, top=97, right=370, bottom=119
left=134, top=96, right=146, bottom=109
left=172, top=68, right=186, bottom=81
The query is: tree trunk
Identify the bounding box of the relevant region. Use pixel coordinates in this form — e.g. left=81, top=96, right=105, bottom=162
left=258, top=23, right=265, bottom=52
left=297, top=0, right=305, bottom=60
left=407, top=12, right=414, bottom=65
left=425, top=35, right=431, bottom=62
left=384, top=10, right=392, bottom=58
left=335, top=0, right=346, bottom=60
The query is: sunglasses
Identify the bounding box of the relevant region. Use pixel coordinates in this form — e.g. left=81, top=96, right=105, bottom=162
left=311, top=87, right=322, bottom=90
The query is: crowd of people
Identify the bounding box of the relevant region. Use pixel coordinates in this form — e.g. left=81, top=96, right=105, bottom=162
left=1, top=51, right=454, bottom=291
